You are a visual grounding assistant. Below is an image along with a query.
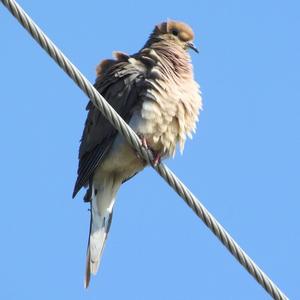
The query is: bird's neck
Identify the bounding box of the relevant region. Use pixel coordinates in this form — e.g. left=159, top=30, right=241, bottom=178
left=143, top=40, right=192, bottom=78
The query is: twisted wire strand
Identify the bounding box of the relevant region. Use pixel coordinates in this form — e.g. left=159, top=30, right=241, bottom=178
left=1, top=1, right=289, bottom=299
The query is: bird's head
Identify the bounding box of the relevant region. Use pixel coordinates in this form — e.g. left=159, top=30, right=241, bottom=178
left=148, top=20, right=198, bottom=53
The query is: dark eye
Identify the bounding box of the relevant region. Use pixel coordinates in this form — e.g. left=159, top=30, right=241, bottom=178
left=172, top=29, right=179, bottom=36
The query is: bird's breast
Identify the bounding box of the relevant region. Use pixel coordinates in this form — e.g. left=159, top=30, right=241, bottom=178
left=130, top=74, right=202, bottom=157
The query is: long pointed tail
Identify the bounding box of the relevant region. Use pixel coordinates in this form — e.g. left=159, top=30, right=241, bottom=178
left=84, top=183, right=115, bottom=288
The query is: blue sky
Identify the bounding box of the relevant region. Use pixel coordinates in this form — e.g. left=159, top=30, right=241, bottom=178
left=1, top=0, right=299, bottom=299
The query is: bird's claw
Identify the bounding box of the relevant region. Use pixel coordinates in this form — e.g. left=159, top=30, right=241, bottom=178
left=152, top=152, right=161, bottom=167
left=136, top=134, right=161, bottom=166
left=141, top=136, right=149, bottom=149
left=136, top=134, right=149, bottom=163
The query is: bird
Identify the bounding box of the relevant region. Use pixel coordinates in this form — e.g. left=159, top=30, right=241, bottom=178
left=72, top=19, right=203, bottom=288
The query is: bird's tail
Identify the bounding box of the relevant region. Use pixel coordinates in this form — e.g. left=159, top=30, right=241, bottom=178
left=84, top=181, right=118, bottom=288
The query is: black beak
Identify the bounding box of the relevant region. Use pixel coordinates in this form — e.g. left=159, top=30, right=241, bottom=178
left=186, top=42, right=199, bottom=53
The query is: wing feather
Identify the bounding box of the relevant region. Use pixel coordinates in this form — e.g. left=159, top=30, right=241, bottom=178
left=73, top=58, right=145, bottom=198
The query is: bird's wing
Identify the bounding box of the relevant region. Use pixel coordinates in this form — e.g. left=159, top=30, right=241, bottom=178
left=73, top=57, right=146, bottom=198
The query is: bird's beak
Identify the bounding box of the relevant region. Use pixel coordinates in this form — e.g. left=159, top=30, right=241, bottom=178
left=186, top=42, right=199, bottom=53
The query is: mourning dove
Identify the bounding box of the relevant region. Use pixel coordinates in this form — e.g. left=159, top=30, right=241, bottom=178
left=72, top=20, right=202, bottom=288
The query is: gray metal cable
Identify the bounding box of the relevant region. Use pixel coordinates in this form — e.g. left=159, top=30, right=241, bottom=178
left=1, top=1, right=289, bottom=299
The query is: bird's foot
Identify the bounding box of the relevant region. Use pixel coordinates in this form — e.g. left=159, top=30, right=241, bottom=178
left=152, top=152, right=161, bottom=167
left=137, top=134, right=161, bottom=166
left=136, top=134, right=149, bottom=163
left=140, top=135, right=149, bottom=149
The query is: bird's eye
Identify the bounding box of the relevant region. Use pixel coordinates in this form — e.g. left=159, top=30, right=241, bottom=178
left=172, top=29, right=179, bottom=36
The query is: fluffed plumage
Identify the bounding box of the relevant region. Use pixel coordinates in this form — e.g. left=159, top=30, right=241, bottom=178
left=73, top=20, right=202, bottom=288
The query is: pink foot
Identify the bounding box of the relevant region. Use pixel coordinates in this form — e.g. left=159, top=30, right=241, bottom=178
left=137, top=134, right=162, bottom=166
left=152, top=152, right=161, bottom=166
left=136, top=134, right=149, bottom=163
left=141, top=136, right=148, bottom=149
